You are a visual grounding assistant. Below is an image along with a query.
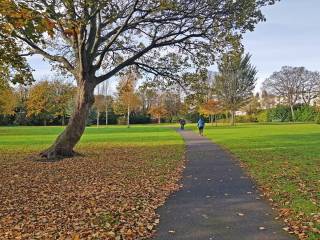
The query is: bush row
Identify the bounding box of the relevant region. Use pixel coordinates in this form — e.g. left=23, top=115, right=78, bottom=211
left=236, top=105, right=320, bottom=124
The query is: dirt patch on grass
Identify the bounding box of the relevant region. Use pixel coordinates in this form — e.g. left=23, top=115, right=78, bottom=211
left=0, top=144, right=184, bottom=239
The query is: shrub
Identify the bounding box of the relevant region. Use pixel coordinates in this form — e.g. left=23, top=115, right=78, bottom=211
left=236, top=114, right=257, bottom=123
left=294, top=105, right=317, bottom=122
left=315, top=113, right=320, bottom=124
left=117, top=116, right=127, bottom=125
left=257, top=110, right=269, bottom=122
left=268, top=105, right=292, bottom=122
left=130, top=114, right=151, bottom=124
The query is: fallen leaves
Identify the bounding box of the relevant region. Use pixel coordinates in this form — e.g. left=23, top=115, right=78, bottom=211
left=0, top=144, right=184, bottom=239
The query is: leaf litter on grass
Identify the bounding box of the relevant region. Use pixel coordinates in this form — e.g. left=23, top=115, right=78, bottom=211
left=0, top=144, right=184, bottom=239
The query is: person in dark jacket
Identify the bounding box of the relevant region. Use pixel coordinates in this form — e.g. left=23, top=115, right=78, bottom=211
left=197, top=117, right=205, bottom=136
left=179, top=119, right=186, bottom=130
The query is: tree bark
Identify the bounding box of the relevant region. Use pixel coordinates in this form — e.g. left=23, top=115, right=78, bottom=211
left=158, top=115, right=161, bottom=124
left=97, top=111, right=100, bottom=127
left=230, top=110, right=235, bottom=126
left=290, top=105, right=295, bottom=122
left=127, top=105, right=130, bottom=128
left=225, top=111, right=229, bottom=124
left=105, top=101, right=108, bottom=126
left=40, top=81, right=95, bottom=159
left=105, top=109, right=108, bottom=125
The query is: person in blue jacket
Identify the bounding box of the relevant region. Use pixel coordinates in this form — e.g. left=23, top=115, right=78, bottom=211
left=197, top=117, right=205, bottom=136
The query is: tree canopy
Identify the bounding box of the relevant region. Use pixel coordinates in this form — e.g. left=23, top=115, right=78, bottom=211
left=1, top=0, right=276, bottom=83
left=215, top=51, right=257, bottom=125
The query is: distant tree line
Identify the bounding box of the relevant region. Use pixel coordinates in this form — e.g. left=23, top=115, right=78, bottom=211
left=2, top=54, right=320, bottom=127
left=0, top=74, right=190, bottom=126
left=0, top=79, right=76, bottom=126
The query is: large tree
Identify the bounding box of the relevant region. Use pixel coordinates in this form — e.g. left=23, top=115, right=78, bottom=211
left=300, top=70, right=320, bottom=105
left=263, top=66, right=320, bottom=120
left=1, top=0, right=277, bottom=158
left=214, top=52, right=257, bottom=125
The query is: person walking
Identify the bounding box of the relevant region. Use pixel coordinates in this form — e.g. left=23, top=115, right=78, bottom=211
left=197, top=117, right=205, bottom=136
left=179, top=119, right=186, bottom=130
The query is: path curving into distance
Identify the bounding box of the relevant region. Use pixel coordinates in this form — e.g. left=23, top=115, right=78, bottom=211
left=153, top=130, right=296, bottom=240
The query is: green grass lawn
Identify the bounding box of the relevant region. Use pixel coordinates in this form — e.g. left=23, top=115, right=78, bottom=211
left=194, top=123, right=320, bottom=239
left=0, top=124, right=182, bottom=153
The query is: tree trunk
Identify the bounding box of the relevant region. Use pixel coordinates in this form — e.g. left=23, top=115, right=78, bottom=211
left=290, top=105, right=295, bottom=122
left=105, top=109, right=108, bottom=125
left=40, top=81, right=95, bottom=159
left=210, top=115, right=213, bottom=126
left=158, top=116, right=161, bottom=124
left=127, top=105, right=130, bottom=128
left=44, top=118, right=47, bottom=126
left=97, top=111, right=100, bottom=127
left=230, top=110, right=235, bottom=126
left=61, top=115, right=65, bottom=126
left=105, top=103, right=108, bottom=126
left=225, top=111, right=229, bottom=123
left=215, top=115, right=217, bottom=126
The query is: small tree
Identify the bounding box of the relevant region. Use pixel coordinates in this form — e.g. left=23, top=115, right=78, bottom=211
left=199, top=99, right=222, bottom=126
left=148, top=94, right=167, bottom=124
left=260, top=90, right=276, bottom=109
left=137, top=84, right=157, bottom=115
left=214, top=52, right=257, bottom=125
left=93, top=94, right=106, bottom=127
left=114, top=71, right=140, bottom=127
left=0, top=81, right=17, bottom=116
left=51, top=80, right=76, bottom=125
left=26, top=81, right=55, bottom=126
left=242, top=93, right=261, bottom=115
left=148, top=106, right=167, bottom=124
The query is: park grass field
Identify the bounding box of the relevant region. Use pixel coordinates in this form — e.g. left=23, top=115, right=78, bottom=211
left=0, top=125, right=184, bottom=239
left=196, top=123, right=320, bottom=239
left=0, top=125, right=182, bottom=153
left=1, top=124, right=320, bottom=239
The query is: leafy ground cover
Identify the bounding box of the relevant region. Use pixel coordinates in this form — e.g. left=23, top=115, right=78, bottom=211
left=194, top=123, right=320, bottom=240
left=0, top=125, right=184, bottom=239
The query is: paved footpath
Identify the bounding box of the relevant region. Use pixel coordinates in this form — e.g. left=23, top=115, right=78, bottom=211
left=153, top=130, right=296, bottom=240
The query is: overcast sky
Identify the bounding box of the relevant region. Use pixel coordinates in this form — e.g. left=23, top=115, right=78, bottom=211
left=27, top=0, right=320, bottom=91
